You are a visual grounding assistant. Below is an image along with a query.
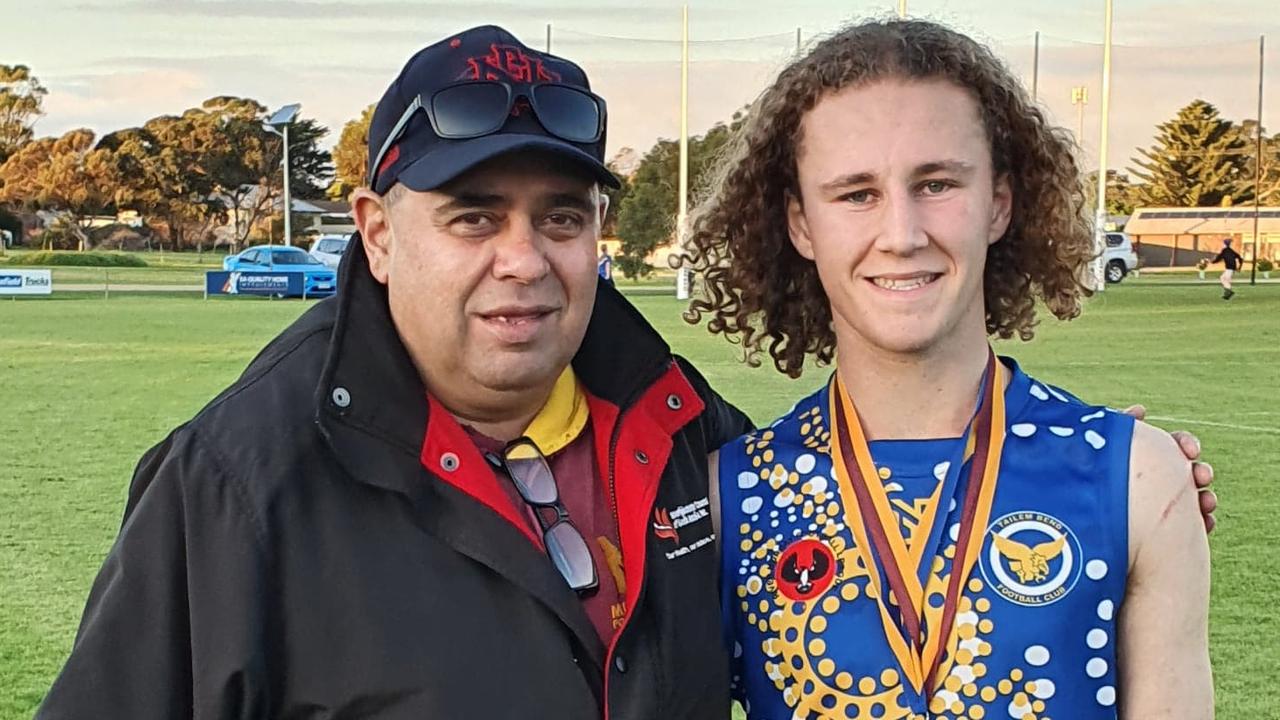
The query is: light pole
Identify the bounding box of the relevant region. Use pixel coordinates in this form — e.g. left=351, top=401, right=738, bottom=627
left=1093, top=0, right=1115, bottom=291
left=676, top=4, right=691, bottom=300
left=265, top=104, right=301, bottom=247
left=1071, top=86, right=1088, bottom=144
left=1251, top=35, right=1265, bottom=285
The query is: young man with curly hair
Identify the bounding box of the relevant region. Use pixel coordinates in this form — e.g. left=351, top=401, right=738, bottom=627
left=686, top=20, right=1213, bottom=719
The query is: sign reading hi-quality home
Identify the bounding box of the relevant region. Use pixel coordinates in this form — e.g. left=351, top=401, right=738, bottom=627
left=205, top=271, right=306, bottom=298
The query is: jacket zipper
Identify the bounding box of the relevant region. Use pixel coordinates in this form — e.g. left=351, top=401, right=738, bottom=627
left=602, top=362, right=671, bottom=720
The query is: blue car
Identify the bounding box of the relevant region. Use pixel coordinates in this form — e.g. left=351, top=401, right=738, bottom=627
left=222, top=245, right=338, bottom=297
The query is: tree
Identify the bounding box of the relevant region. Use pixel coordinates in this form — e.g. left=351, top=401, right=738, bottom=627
left=0, top=129, right=119, bottom=250
left=330, top=104, right=374, bottom=200
left=1129, top=100, right=1251, bottom=208
left=1239, top=120, right=1280, bottom=206
left=105, top=111, right=225, bottom=251
left=602, top=161, right=631, bottom=238
left=615, top=141, right=677, bottom=278
left=102, top=98, right=332, bottom=250
left=613, top=112, right=747, bottom=277
left=0, top=64, right=46, bottom=164
left=200, top=97, right=333, bottom=245
left=200, top=96, right=279, bottom=250
left=284, top=118, right=333, bottom=200
left=1084, top=170, right=1146, bottom=216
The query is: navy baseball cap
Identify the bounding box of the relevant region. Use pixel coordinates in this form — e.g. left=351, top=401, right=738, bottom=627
left=367, top=25, right=619, bottom=194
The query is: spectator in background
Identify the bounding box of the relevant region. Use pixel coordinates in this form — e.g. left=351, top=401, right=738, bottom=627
left=598, top=243, right=614, bottom=284
left=1209, top=237, right=1243, bottom=300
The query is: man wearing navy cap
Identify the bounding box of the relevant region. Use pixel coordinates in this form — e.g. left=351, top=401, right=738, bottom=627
left=36, top=24, right=1215, bottom=720
left=37, top=25, right=749, bottom=720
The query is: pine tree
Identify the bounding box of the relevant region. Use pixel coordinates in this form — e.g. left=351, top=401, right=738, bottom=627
left=1238, top=120, right=1280, bottom=206
left=1129, top=100, right=1251, bottom=207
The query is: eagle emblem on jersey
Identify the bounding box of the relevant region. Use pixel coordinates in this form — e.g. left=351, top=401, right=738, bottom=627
left=980, top=512, right=1083, bottom=607
left=993, top=533, right=1066, bottom=584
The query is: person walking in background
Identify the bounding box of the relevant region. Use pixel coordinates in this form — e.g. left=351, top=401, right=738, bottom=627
left=1210, top=237, right=1244, bottom=300
left=598, top=243, right=614, bottom=284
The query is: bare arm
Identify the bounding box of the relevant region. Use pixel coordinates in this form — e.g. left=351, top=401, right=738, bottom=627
left=1119, top=421, right=1213, bottom=718
left=1121, top=406, right=1217, bottom=533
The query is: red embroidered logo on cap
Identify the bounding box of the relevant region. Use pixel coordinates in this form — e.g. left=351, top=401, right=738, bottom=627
left=460, top=43, right=562, bottom=83
left=377, top=144, right=401, bottom=177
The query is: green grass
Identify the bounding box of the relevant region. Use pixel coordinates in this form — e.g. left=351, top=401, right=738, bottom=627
left=1, top=285, right=1276, bottom=718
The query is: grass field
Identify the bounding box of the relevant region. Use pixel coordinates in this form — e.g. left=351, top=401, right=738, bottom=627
left=0, top=249, right=686, bottom=288
left=1, top=284, right=1277, bottom=718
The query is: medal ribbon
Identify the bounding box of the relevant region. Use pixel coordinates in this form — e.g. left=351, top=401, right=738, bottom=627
left=826, top=351, right=1007, bottom=694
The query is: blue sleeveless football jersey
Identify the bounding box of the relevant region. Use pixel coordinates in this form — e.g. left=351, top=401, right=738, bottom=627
left=720, top=358, right=1131, bottom=719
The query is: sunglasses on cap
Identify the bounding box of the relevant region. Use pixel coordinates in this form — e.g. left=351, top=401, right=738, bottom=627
left=370, top=80, right=607, bottom=189
left=485, top=439, right=598, bottom=595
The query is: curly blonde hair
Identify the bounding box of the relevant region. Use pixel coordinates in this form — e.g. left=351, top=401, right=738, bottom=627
left=682, top=19, right=1094, bottom=378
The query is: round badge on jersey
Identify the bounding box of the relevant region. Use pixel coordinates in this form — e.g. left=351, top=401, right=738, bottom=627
left=774, top=538, right=837, bottom=602
left=980, top=512, right=1083, bottom=607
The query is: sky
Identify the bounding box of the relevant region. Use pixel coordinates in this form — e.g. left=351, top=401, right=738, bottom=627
left=2, top=0, right=1278, bottom=174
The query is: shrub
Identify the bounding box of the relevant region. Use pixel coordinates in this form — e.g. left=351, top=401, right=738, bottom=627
left=7, top=251, right=148, bottom=268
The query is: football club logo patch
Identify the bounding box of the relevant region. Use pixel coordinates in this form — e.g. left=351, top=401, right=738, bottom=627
left=980, top=511, right=1083, bottom=607
left=773, top=538, right=837, bottom=602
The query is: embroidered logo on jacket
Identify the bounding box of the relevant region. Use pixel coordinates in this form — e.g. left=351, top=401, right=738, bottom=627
left=653, top=507, right=679, bottom=544
left=655, top=498, right=715, bottom=560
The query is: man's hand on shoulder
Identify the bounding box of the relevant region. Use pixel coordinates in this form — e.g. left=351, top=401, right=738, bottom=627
left=1121, top=405, right=1217, bottom=533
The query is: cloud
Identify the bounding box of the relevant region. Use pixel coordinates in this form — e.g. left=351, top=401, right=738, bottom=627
left=77, top=0, right=659, bottom=24
left=973, top=38, right=1277, bottom=174
left=1111, top=0, right=1272, bottom=45
left=91, top=54, right=277, bottom=73
left=39, top=68, right=211, bottom=139
left=30, top=0, right=1280, bottom=172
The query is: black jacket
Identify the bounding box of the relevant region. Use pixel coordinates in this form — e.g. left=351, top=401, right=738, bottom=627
left=1212, top=247, right=1243, bottom=271
left=37, top=241, right=752, bottom=719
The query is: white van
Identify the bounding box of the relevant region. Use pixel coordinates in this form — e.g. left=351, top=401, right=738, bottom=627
left=1103, top=232, right=1139, bottom=283
left=308, top=234, right=350, bottom=269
